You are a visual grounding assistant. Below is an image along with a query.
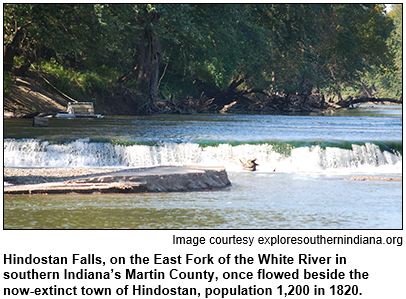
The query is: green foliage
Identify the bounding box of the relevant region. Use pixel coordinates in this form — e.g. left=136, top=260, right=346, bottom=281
left=4, top=4, right=104, bottom=67
left=37, top=59, right=117, bottom=102
left=362, top=5, right=402, bottom=99
left=4, top=3, right=401, bottom=107
left=3, top=72, right=14, bottom=94
left=253, top=4, right=392, bottom=95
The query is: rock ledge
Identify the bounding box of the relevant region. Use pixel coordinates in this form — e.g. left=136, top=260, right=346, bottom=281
left=4, top=166, right=231, bottom=195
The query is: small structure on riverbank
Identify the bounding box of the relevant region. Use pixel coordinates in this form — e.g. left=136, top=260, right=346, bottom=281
left=59, top=102, right=105, bottom=118
left=41, top=102, right=106, bottom=119
left=67, top=102, right=93, bottom=116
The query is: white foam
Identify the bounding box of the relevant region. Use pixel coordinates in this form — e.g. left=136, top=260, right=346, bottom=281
left=3, top=139, right=402, bottom=175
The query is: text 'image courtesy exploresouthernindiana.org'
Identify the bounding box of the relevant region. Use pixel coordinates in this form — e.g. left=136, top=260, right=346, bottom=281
left=3, top=4, right=402, bottom=229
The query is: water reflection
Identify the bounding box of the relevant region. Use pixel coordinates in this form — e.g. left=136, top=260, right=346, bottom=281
left=4, top=194, right=230, bottom=229
left=332, top=105, right=402, bottom=117
left=4, top=172, right=402, bottom=229
left=3, top=106, right=402, bottom=143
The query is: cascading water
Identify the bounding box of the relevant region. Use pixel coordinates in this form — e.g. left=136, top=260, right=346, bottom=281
left=4, top=139, right=121, bottom=167
left=4, top=138, right=402, bottom=174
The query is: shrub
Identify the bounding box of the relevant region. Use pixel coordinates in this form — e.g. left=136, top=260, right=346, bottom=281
left=36, top=59, right=118, bottom=102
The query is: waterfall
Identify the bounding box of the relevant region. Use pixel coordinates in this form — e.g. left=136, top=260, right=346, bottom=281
left=4, top=138, right=402, bottom=174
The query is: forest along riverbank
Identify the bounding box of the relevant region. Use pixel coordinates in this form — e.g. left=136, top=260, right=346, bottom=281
left=4, top=5, right=402, bottom=119
left=3, top=72, right=402, bottom=119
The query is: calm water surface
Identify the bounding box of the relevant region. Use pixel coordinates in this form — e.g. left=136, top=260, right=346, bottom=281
left=5, top=173, right=401, bottom=229
left=3, top=105, right=402, bottom=229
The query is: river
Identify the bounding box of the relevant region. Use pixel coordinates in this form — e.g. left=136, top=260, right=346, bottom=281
left=3, top=105, right=402, bottom=229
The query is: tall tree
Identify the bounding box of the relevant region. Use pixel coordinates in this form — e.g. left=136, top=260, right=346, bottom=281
left=4, top=4, right=104, bottom=74
left=362, top=4, right=402, bottom=99
left=112, top=5, right=161, bottom=107
left=100, top=4, right=195, bottom=109
left=4, top=3, right=397, bottom=112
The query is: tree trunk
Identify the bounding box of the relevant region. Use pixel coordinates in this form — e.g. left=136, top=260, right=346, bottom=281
left=117, top=12, right=161, bottom=108
left=336, top=97, right=402, bottom=108
left=360, top=80, right=373, bottom=98
left=142, top=29, right=161, bottom=106
left=4, top=28, right=23, bottom=72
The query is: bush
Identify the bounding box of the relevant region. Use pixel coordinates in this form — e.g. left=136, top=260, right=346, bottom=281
left=36, top=59, right=118, bottom=102
left=3, top=71, right=14, bottom=94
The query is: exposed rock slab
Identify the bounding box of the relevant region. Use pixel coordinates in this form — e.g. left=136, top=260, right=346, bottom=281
left=4, top=166, right=231, bottom=195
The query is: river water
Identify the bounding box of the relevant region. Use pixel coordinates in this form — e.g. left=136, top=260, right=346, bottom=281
left=3, top=105, right=402, bottom=229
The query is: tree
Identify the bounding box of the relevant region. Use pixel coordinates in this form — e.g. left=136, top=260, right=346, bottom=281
left=110, top=5, right=161, bottom=108
left=158, top=4, right=276, bottom=107
left=100, top=4, right=195, bottom=110
left=4, top=4, right=104, bottom=74
left=4, top=4, right=398, bottom=114
left=362, top=4, right=402, bottom=99
left=318, top=4, right=392, bottom=98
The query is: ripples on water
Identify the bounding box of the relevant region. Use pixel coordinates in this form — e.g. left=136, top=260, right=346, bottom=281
left=4, top=173, right=401, bottom=229
left=3, top=106, right=402, bottom=229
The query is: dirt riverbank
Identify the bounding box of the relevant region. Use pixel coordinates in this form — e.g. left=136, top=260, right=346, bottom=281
left=5, top=72, right=401, bottom=118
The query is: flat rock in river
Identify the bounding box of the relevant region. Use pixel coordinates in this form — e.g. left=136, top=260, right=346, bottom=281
left=3, top=166, right=231, bottom=195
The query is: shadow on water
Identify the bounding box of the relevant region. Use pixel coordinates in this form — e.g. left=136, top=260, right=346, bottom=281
left=4, top=172, right=402, bottom=229
left=4, top=193, right=230, bottom=229
left=3, top=105, right=402, bottom=143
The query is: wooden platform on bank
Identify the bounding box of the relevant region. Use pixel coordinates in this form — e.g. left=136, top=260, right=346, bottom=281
left=4, top=166, right=231, bottom=195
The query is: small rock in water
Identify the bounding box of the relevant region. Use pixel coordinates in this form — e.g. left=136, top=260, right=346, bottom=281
left=33, top=116, right=49, bottom=127
left=242, top=158, right=259, bottom=171
left=230, top=158, right=259, bottom=171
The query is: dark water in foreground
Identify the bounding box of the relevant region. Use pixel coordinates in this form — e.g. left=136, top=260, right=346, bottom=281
left=4, top=173, right=401, bottom=229
left=3, top=105, right=402, bottom=229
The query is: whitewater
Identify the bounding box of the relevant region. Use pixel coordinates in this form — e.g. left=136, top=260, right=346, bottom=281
left=3, top=138, right=402, bottom=175
left=3, top=107, right=402, bottom=229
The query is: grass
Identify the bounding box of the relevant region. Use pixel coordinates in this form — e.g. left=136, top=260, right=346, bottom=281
left=36, top=59, right=118, bottom=102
